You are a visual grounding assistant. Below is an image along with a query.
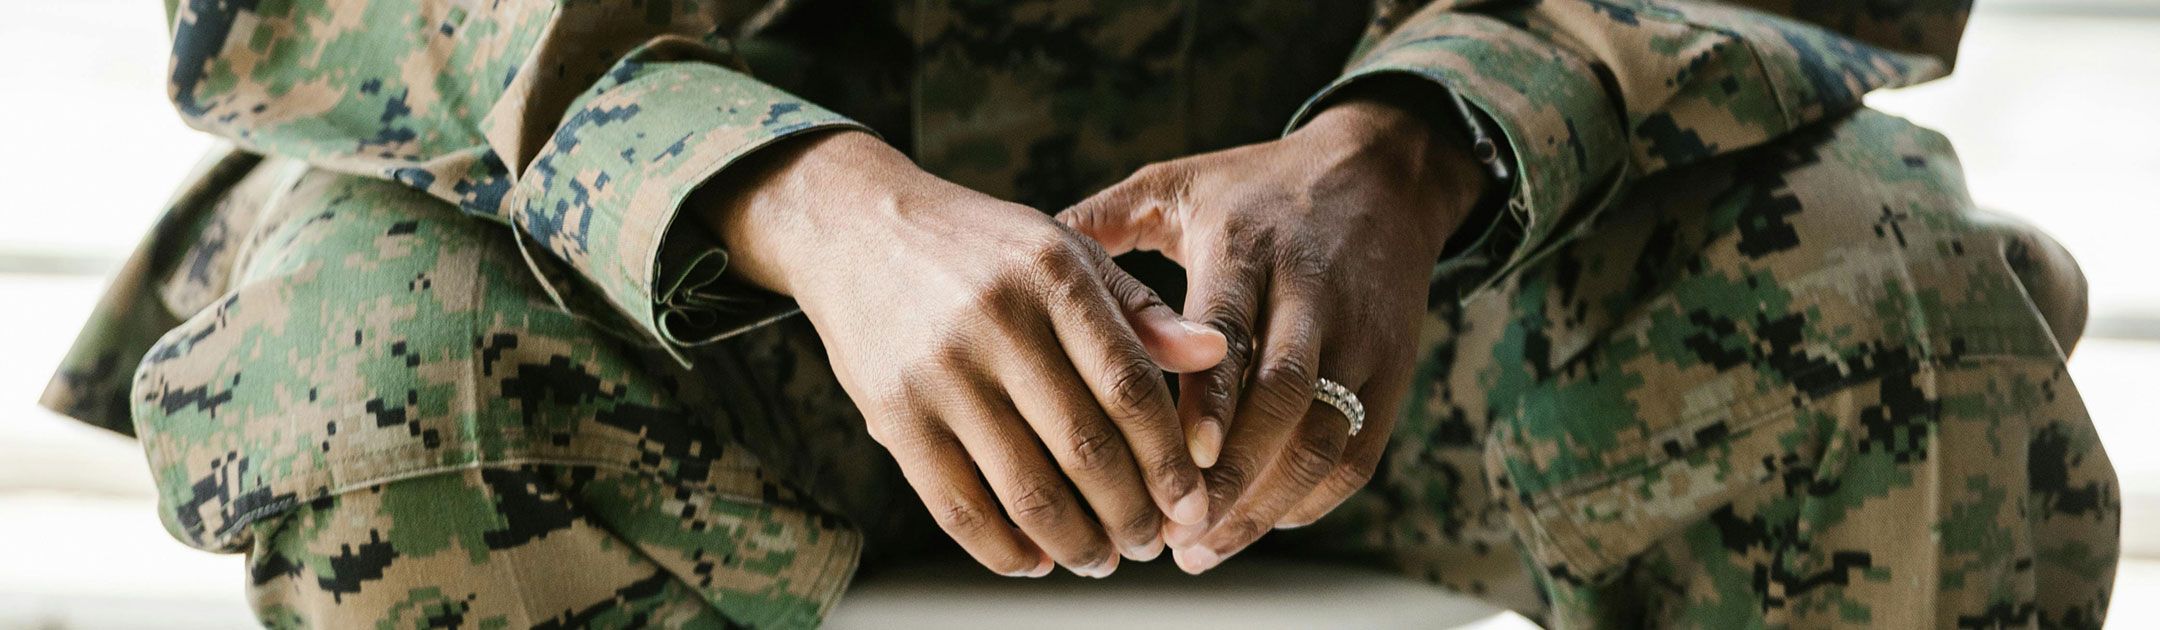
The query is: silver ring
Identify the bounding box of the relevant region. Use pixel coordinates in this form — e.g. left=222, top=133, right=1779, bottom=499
left=1314, top=378, right=1365, bottom=437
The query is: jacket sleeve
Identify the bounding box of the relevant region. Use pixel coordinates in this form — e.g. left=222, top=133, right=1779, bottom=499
left=1288, top=0, right=1970, bottom=284
left=164, top=0, right=862, bottom=359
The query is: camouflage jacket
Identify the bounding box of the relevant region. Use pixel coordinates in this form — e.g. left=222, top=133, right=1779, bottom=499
left=41, top=1, right=2004, bottom=618
left=149, top=0, right=1965, bottom=365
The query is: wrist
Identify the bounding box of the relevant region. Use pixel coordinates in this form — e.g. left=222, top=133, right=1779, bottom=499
left=1300, top=87, right=1487, bottom=259
left=694, top=130, right=928, bottom=296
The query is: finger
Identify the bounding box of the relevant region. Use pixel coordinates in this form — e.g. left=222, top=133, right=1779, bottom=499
left=1080, top=239, right=1227, bottom=373
left=883, top=423, right=1053, bottom=577
left=1190, top=259, right=1323, bottom=532
left=1043, top=244, right=1213, bottom=529
left=1276, top=437, right=1384, bottom=530
left=1003, top=331, right=1169, bottom=568
left=1111, top=275, right=1227, bottom=374
left=1279, top=378, right=1399, bottom=528
left=1176, top=237, right=1268, bottom=473
left=949, top=398, right=1121, bottom=578
left=1060, top=170, right=1223, bottom=374
left=1055, top=164, right=1184, bottom=259
left=1175, top=399, right=1350, bottom=575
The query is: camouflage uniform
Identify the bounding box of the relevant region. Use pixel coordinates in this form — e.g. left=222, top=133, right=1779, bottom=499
left=43, top=0, right=2117, bottom=627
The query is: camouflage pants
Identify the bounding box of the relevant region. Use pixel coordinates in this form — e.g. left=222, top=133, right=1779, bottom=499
left=111, top=109, right=2114, bottom=628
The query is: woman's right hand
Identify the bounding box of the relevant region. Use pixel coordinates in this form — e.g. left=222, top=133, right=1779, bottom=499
left=698, top=131, right=1227, bottom=577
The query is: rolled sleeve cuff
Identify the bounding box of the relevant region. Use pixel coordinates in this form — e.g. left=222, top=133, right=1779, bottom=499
left=652, top=226, right=801, bottom=347
left=1286, top=10, right=1629, bottom=287
left=508, top=61, right=865, bottom=361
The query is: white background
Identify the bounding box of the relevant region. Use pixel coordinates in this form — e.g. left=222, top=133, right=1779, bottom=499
left=0, top=0, right=2154, bottom=626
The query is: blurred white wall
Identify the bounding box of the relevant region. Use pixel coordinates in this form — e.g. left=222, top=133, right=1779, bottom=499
left=0, top=0, right=2154, bottom=627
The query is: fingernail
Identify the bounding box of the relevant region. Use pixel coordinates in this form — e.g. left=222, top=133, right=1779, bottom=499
left=1171, top=487, right=1209, bottom=526
left=1190, top=420, right=1223, bottom=468
left=1027, top=553, right=1054, bottom=578
left=1125, top=535, right=1165, bottom=562
left=1164, top=518, right=1206, bottom=548
left=1174, top=546, right=1222, bottom=575
left=1178, top=319, right=1220, bottom=338
left=1070, top=555, right=1119, bottom=579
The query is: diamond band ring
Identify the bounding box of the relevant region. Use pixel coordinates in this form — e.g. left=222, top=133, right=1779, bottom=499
left=1314, top=378, right=1365, bottom=437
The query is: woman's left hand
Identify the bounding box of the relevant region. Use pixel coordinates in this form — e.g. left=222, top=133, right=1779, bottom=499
left=1057, top=92, right=1486, bottom=573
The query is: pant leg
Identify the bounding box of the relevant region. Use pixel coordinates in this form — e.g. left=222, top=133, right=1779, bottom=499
left=249, top=466, right=754, bottom=628
left=130, top=159, right=895, bottom=628
left=1287, top=109, right=2117, bottom=629
left=1473, top=110, right=2118, bottom=628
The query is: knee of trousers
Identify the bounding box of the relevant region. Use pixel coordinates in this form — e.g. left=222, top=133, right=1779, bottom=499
left=243, top=464, right=863, bottom=629
left=125, top=169, right=754, bottom=553
left=1468, top=109, right=2088, bottom=594
left=1969, top=209, right=2089, bottom=356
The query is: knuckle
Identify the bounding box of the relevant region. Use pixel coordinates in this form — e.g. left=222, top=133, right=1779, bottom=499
left=862, top=419, right=893, bottom=446
left=889, top=364, right=932, bottom=398
left=1110, top=287, right=1156, bottom=319
left=1145, top=455, right=1197, bottom=493
left=1285, top=437, right=1340, bottom=487
left=862, top=387, right=928, bottom=446
left=1042, top=272, right=1095, bottom=314
left=862, top=415, right=907, bottom=448
left=1256, top=355, right=1314, bottom=389
left=1208, top=460, right=1254, bottom=497
left=1007, top=480, right=1068, bottom=525
left=1062, top=423, right=1123, bottom=474
left=1022, top=233, right=1087, bottom=279
left=934, top=500, right=989, bottom=534
left=1252, top=360, right=1316, bottom=420
left=961, top=275, right=1032, bottom=326
left=1113, top=505, right=1161, bottom=538
left=1099, top=359, right=1166, bottom=419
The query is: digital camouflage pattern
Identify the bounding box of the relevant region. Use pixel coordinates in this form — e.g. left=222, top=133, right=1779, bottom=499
left=41, top=0, right=2115, bottom=627
left=107, top=154, right=889, bottom=626
left=1279, top=109, right=2113, bottom=627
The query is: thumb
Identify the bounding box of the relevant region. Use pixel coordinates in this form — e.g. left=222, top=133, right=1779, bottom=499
left=1085, top=244, right=1226, bottom=373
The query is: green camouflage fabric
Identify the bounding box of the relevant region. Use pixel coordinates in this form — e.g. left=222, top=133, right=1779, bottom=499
left=1278, top=109, right=2112, bottom=627
left=85, top=152, right=925, bottom=626
left=40, top=0, right=2116, bottom=627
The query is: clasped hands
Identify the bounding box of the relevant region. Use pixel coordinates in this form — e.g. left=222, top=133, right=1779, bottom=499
left=704, top=93, right=1483, bottom=578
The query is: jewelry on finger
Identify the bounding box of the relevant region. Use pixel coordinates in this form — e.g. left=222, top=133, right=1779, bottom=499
left=1314, top=377, right=1365, bottom=437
